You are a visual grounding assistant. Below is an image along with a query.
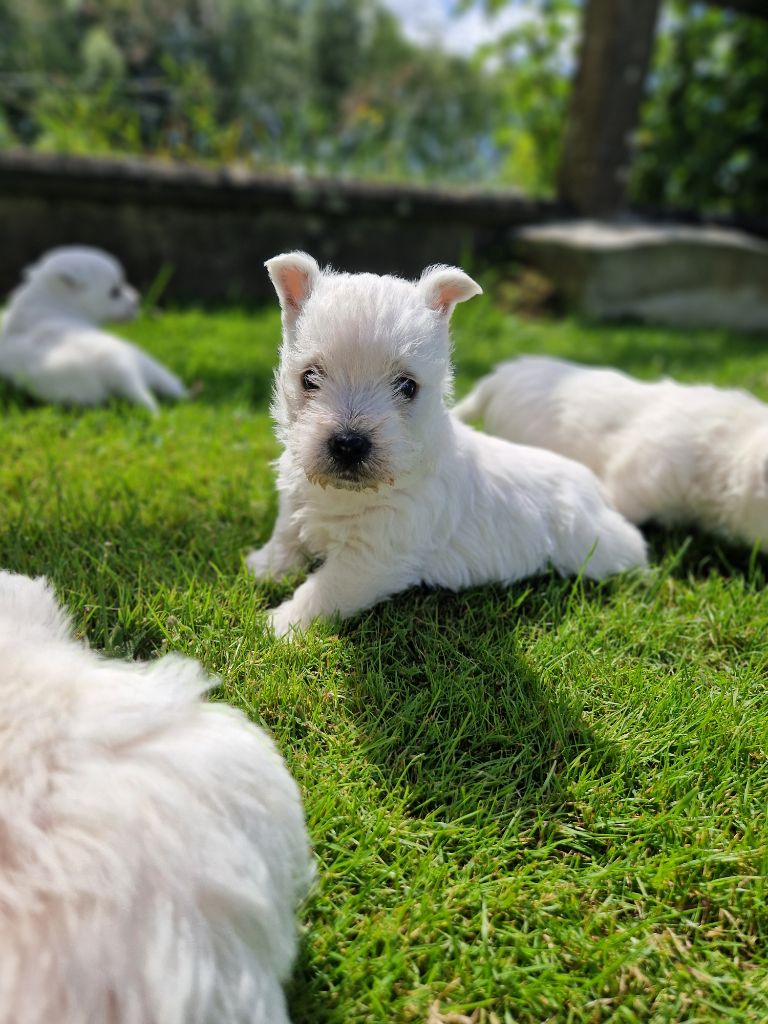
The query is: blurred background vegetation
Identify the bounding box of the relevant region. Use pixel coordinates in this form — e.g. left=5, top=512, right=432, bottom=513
left=0, top=0, right=765, bottom=214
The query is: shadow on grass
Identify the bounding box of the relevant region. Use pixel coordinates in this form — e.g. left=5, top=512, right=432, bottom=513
left=0, top=381, right=47, bottom=411
left=285, top=580, right=624, bottom=1024
left=644, top=523, right=767, bottom=584
left=337, top=582, right=619, bottom=823
left=187, top=367, right=274, bottom=408
left=0, top=382, right=186, bottom=418
left=0, top=368, right=275, bottom=413
left=0, top=507, right=262, bottom=655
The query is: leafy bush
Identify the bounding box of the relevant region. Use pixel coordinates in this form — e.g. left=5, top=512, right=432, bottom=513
left=0, top=0, right=505, bottom=183
left=632, top=4, right=768, bottom=215
left=2, top=0, right=765, bottom=214
left=0, top=0, right=580, bottom=192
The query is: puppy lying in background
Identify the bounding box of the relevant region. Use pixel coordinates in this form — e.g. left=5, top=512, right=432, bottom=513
left=0, top=571, right=312, bottom=1024
left=248, top=253, right=647, bottom=636
left=453, top=355, right=768, bottom=551
left=0, top=246, right=186, bottom=411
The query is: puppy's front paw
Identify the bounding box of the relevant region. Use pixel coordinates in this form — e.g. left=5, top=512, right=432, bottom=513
left=267, top=600, right=312, bottom=639
left=246, top=546, right=278, bottom=581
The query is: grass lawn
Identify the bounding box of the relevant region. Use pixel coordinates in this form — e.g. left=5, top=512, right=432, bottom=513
left=2, top=286, right=768, bottom=1023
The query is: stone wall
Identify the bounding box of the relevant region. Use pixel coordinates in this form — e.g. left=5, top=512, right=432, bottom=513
left=0, top=151, right=564, bottom=304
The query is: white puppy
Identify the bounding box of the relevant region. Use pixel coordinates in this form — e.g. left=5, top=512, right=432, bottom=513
left=453, top=355, right=768, bottom=550
left=247, top=254, right=647, bottom=636
left=0, top=246, right=186, bottom=411
left=0, top=570, right=312, bottom=1024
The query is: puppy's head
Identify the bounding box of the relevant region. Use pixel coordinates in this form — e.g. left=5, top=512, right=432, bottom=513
left=267, top=252, right=481, bottom=491
left=22, top=247, right=140, bottom=324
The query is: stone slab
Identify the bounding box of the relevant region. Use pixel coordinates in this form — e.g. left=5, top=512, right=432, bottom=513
left=515, top=220, right=768, bottom=331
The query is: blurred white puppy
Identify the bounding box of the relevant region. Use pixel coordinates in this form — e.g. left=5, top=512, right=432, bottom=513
left=453, top=355, right=768, bottom=550
left=247, top=254, right=647, bottom=636
left=0, top=570, right=312, bottom=1024
left=0, top=246, right=186, bottom=411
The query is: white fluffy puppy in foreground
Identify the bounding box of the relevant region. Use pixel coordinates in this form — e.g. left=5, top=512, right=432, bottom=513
left=247, top=253, right=647, bottom=636
left=0, top=246, right=186, bottom=411
left=453, top=355, right=768, bottom=550
left=0, top=570, right=312, bottom=1024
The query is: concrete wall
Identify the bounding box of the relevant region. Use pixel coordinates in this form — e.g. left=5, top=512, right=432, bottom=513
left=0, top=151, right=564, bottom=304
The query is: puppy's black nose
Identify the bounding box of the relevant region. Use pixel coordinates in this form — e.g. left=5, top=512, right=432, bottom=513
left=328, top=431, right=372, bottom=466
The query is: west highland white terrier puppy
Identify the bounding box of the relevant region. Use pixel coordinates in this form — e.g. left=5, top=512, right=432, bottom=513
left=0, top=570, right=313, bottom=1024
left=0, top=246, right=186, bottom=411
left=247, top=254, right=647, bottom=636
left=453, top=355, right=768, bottom=550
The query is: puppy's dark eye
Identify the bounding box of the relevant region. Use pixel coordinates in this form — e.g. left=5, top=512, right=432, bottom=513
left=109, top=285, right=121, bottom=299
left=301, top=367, right=322, bottom=392
left=393, top=376, right=418, bottom=401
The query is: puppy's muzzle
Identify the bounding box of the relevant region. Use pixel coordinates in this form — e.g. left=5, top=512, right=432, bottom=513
left=327, top=430, right=372, bottom=470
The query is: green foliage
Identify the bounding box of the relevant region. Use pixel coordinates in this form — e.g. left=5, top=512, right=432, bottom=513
left=476, top=0, right=577, bottom=194
left=4, top=0, right=767, bottom=209
left=1, top=299, right=768, bottom=1021
left=81, top=26, right=126, bottom=88
left=0, top=0, right=505, bottom=183
left=33, top=85, right=142, bottom=156
left=633, top=4, right=768, bottom=215
left=0, top=109, right=15, bottom=148
left=0, top=0, right=579, bottom=191
left=0, top=0, right=568, bottom=190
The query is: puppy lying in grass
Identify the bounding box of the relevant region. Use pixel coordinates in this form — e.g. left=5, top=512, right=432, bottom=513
left=0, top=246, right=186, bottom=411
left=0, top=570, right=312, bottom=1024
left=248, top=253, right=647, bottom=636
left=453, top=355, right=768, bottom=551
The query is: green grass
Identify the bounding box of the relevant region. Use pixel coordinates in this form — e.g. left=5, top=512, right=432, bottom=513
left=2, top=291, right=768, bottom=1023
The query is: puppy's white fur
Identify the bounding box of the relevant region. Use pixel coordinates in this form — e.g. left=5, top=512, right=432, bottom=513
left=248, top=254, right=647, bottom=636
left=0, top=570, right=312, bottom=1024
left=0, top=247, right=186, bottom=411
left=453, top=355, right=768, bottom=550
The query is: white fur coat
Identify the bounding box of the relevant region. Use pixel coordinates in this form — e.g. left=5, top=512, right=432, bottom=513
left=454, top=355, right=768, bottom=549
left=0, top=247, right=186, bottom=411
left=0, top=571, right=312, bottom=1024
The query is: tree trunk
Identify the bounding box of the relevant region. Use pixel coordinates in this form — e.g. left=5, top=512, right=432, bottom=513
left=558, top=0, right=661, bottom=215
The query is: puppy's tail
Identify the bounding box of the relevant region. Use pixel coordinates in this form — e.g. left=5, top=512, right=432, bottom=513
left=138, top=351, right=188, bottom=401
left=452, top=376, right=492, bottom=424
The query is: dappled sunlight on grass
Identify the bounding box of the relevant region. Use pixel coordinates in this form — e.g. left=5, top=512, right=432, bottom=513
left=1, top=297, right=767, bottom=1022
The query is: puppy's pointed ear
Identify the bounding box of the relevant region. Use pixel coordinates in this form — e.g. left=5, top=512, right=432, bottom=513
left=265, top=252, right=320, bottom=325
left=418, top=265, right=482, bottom=317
